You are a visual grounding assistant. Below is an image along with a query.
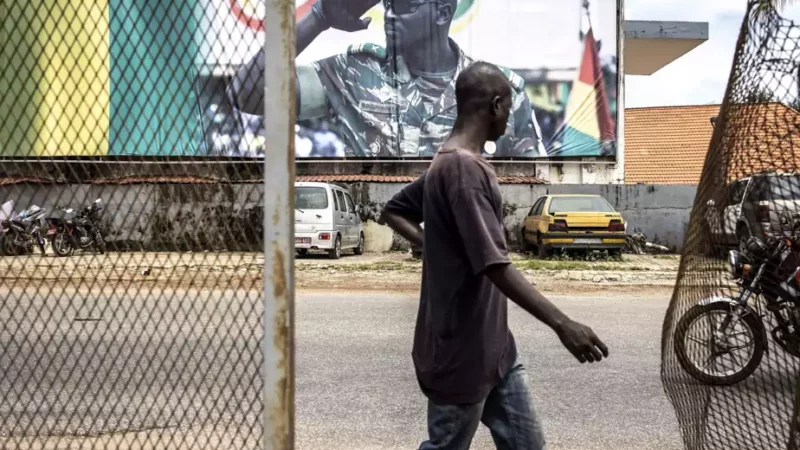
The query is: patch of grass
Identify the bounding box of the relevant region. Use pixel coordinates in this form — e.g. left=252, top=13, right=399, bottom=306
left=653, top=255, right=679, bottom=260
left=296, top=261, right=418, bottom=273
left=513, top=259, right=652, bottom=272
left=514, top=260, right=592, bottom=271
left=295, top=254, right=661, bottom=273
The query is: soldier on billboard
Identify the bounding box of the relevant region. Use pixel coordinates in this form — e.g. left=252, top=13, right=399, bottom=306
left=230, top=0, right=547, bottom=158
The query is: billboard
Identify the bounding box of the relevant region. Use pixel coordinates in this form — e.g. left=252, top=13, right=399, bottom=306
left=0, top=0, right=619, bottom=159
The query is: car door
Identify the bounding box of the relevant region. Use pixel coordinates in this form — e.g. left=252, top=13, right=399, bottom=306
left=524, top=197, right=545, bottom=242
left=344, top=191, right=361, bottom=245
left=333, top=189, right=349, bottom=245
left=532, top=197, right=548, bottom=231
left=723, top=179, right=749, bottom=242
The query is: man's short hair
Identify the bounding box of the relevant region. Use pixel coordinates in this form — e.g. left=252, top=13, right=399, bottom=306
left=455, top=62, right=512, bottom=116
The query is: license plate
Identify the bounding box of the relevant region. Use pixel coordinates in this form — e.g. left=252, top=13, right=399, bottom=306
left=574, top=238, right=602, bottom=245
left=295, top=237, right=311, bottom=244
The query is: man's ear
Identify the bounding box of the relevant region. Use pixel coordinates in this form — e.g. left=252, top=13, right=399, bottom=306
left=491, top=96, right=502, bottom=116
left=436, top=3, right=454, bottom=25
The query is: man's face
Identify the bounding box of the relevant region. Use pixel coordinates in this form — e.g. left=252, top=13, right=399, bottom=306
left=383, top=0, right=448, bottom=52
left=489, top=95, right=512, bottom=141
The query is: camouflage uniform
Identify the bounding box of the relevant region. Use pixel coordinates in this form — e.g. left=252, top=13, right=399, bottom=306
left=296, top=39, right=546, bottom=157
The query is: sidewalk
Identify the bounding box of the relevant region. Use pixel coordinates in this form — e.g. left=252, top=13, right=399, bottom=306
left=296, top=252, right=681, bottom=293
left=0, top=251, right=683, bottom=293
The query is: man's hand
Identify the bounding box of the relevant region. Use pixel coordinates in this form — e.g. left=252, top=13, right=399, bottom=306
left=555, top=320, right=609, bottom=363
left=485, top=263, right=610, bottom=364
left=312, top=0, right=380, bottom=32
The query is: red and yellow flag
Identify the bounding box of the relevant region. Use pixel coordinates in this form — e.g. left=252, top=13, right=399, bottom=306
left=552, top=29, right=615, bottom=156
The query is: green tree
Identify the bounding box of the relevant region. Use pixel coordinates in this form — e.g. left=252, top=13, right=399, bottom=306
left=754, top=0, right=796, bottom=17
left=745, top=86, right=777, bottom=103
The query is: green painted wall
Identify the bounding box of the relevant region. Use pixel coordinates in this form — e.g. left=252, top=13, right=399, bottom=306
left=109, top=0, right=202, bottom=155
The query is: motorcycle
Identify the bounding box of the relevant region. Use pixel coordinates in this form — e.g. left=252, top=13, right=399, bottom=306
left=1, top=205, right=47, bottom=256
left=674, top=235, right=800, bottom=385
left=46, top=199, right=106, bottom=257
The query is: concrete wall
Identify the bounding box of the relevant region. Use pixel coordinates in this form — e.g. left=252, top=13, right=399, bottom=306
left=0, top=183, right=264, bottom=252
left=354, top=183, right=697, bottom=252
left=295, top=160, right=622, bottom=185
left=0, top=182, right=696, bottom=252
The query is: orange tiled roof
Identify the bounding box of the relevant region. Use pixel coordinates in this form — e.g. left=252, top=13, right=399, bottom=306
left=498, top=176, right=548, bottom=185
left=296, top=174, right=546, bottom=184
left=719, top=102, right=800, bottom=182
left=625, top=104, right=719, bottom=184
left=625, top=103, right=800, bottom=185
left=0, top=174, right=546, bottom=185
left=297, top=174, right=417, bottom=183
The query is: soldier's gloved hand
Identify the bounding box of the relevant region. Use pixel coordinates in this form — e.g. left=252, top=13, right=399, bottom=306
left=312, top=0, right=380, bottom=32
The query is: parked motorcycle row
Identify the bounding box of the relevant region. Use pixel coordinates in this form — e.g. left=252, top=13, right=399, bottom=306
left=675, top=234, right=800, bottom=385
left=0, top=199, right=106, bottom=257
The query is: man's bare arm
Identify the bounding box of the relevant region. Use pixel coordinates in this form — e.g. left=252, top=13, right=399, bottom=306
left=379, top=211, right=423, bottom=248
left=486, top=263, right=609, bottom=363
left=231, top=13, right=328, bottom=114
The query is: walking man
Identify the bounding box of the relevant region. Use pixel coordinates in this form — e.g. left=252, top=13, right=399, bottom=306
left=379, top=61, right=609, bottom=449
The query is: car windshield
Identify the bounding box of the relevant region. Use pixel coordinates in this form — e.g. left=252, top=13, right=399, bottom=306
left=548, top=196, right=615, bottom=213
left=750, top=176, right=800, bottom=201
left=295, top=187, right=329, bottom=210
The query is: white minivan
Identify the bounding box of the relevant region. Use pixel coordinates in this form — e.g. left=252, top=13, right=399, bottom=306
left=294, top=182, right=364, bottom=259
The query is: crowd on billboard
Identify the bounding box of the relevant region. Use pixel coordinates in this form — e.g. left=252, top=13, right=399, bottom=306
left=0, top=0, right=619, bottom=159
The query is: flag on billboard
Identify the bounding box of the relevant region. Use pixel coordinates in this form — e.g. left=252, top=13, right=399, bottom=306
left=0, top=1, right=203, bottom=157
left=550, top=28, right=616, bottom=157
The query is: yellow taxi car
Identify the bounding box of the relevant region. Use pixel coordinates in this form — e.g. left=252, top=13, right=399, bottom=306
left=522, top=194, right=627, bottom=258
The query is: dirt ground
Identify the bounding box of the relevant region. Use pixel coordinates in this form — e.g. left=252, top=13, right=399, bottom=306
left=0, top=251, right=682, bottom=295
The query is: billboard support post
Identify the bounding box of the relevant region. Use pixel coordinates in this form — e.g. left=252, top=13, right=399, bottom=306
left=262, top=0, right=296, bottom=449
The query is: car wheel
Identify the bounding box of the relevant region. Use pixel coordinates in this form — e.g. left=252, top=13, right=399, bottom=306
left=328, top=235, right=342, bottom=260
left=297, top=249, right=308, bottom=258
left=354, top=233, right=365, bottom=255
left=537, top=235, right=549, bottom=259
left=521, top=227, right=534, bottom=252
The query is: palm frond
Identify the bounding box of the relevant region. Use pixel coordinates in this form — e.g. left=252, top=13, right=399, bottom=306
left=755, top=0, right=795, bottom=11
left=752, top=0, right=789, bottom=20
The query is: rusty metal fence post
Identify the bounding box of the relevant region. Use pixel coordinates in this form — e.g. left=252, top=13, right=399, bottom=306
left=262, top=0, right=296, bottom=449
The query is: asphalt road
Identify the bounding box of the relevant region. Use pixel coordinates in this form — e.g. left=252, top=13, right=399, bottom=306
left=296, top=292, right=682, bottom=450
left=0, top=287, right=682, bottom=449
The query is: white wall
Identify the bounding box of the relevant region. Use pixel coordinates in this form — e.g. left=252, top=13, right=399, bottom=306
left=534, top=161, right=623, bottom=184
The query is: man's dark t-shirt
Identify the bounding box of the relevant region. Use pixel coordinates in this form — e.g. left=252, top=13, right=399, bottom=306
left=383, top=148, right=516, bottom=405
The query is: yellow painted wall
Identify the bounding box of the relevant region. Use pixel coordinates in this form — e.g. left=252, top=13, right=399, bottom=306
left=0, top=0, right=110, bottom=156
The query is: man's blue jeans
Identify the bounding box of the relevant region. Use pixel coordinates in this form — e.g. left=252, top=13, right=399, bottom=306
left=418, top=357, right=547, bottom=450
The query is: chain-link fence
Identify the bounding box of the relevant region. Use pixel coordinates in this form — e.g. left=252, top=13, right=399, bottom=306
left=0, top=0, right=295, bottom=448
left=663, top=2, right=800, bottom=449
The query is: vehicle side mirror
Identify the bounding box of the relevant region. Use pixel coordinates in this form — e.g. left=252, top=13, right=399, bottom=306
left=356, top=204, right=362, bottom=214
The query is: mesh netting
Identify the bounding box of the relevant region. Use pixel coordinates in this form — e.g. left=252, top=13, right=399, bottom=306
left=0, top=1, right=268, bottom=448
left=663, top=2, right=800, bottom=449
